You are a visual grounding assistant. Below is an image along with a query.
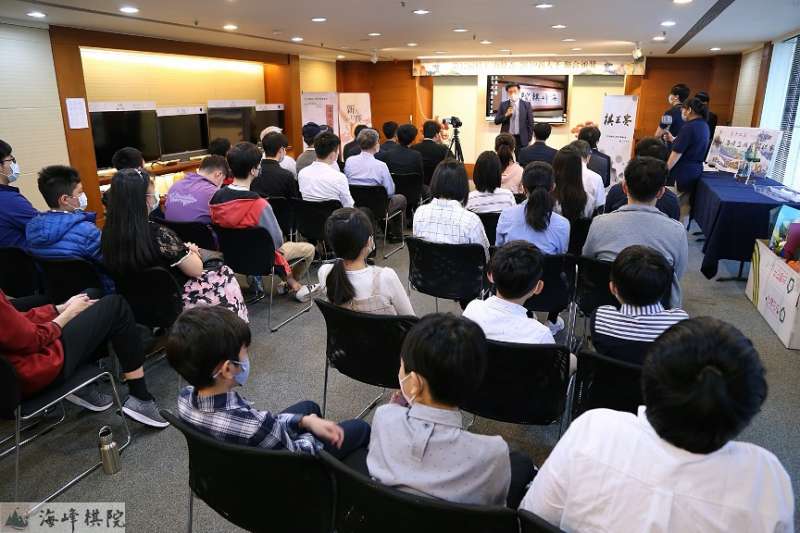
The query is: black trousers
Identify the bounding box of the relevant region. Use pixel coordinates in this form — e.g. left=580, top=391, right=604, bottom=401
left=280, top=400, right=371, bottom=461
left=513, top=134, right=522, bottom=160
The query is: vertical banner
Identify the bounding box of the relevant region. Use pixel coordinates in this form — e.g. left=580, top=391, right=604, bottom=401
left=598, top=95, right=639, bottom=185
left=338, top=93, right=372, bottom=147
left=300, top=92, right=339, bottom=147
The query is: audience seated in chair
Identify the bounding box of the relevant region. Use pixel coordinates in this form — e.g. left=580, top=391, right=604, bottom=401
left=26, top=165, right=114, bottom=294
left=412, top=120, right=454, bottom=185
left=260, top=125, right=297, bottom=177
left=496, top=162, right=570, bottom=255
left=520, top=317, right=794, bottom=533
left=466, top=151, right=516, bottom=214
left=343, top=124, right=369, bottom=161
left=163, top=155, right=229, bottom=224
left=168, top=306, right=370, bottom=460
left=376, top=123, right=426, bottom=181
left=413, top=160, right=490, bottom=259
left=583, top=156, right=688, bottom=306
left=578, top=126, right=612, bottom=187
left=591, top=245, right=688, bottom=364
left=296, top=122, right=331, bottom=175
left=111, top=146, right=145, bottom=171
left=0, top=139, right=37, bottom=248
left=318, top=208, right=414, bottom=316
left=378, top=121, right=400, bottom=154
left=518, top=123, right=557, bottom=167
left=207, top=138, right=234, bottom=185
left=366, top=313, right=535, bottom=507
left=210, top=142, right=318, bottom=302
left=496, top=133, right=524, bottom=195
left=251, top=132, right=301, bottom=200
left=298, top=132, right=355, bottom=208
left=0, top=289, right=167, bottom=427
left=553, top=146, right=595, bottom=222
left=101, top=168, right=249, bottom=321
left=569, top=140, right=606, bottom=214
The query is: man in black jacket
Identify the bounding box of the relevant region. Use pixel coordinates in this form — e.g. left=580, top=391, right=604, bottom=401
left=342, top=124, right=368, bottom=161
left=412, top=120, right=453, bottom=185
left=251, top=132, right=300, bottom=200
left=379, top=121, right=400, bottom=154
left=579, top=126, right=612, bottom=187
left=518, top=123, right=558, bottom=167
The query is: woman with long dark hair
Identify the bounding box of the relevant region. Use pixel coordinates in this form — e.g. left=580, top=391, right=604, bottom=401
left=666, top=96, right=711, bottom=220
left=101, top=169, right=248, bottom=321
left=466, top=151, right=516, bottom=213
left=495, top=133, right=524, bottom=194
left=553, top=146, right=593, bottom=221
left=318, top=208, right=414, bottom=315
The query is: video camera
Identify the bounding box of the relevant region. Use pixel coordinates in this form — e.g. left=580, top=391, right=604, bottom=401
left=442, top=116, right=463, bottom=129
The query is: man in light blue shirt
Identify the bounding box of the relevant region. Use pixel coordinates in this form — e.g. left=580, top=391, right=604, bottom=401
left=344, top=128, right=406, bottom=238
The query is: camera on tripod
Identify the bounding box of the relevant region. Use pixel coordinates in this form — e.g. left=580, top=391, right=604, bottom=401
left=442, top=116, right=463, bottom=129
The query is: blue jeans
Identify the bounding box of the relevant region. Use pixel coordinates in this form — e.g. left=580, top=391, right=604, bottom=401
left=280, top=400, right=370, bottom=460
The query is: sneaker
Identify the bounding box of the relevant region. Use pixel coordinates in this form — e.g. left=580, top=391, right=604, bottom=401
left=547, top=316, right=565, bottom=337
left=66, top=385, right=113, bottom=412
left=122, top=396, right=170, bottom=428
left=276, top=282, right=290, bottom=295
left=294, top=283, right=320, bottom=303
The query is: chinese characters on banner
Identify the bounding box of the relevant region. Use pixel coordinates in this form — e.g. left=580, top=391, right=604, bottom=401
left=1, top=502, right=125, bottom=532
left=706, top=126, right=784, bottom=179
left=597, top=95, right=639, bottom=185
left=300, top=92, right=339, bottom=148
left=517, top=86, right=563, bottom=111
left=337, top=93, right=372, bottom=148
left=746, top=240, right=800, bottom=349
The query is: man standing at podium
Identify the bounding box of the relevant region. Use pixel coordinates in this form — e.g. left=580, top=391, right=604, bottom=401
left=494, top=83, right=534, bottom=159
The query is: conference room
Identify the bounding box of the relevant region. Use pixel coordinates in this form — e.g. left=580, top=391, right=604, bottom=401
left=1, top=0, right=799, bottom=531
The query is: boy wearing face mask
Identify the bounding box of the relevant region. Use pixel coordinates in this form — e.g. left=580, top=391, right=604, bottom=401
left=0, top=139, right=38, bottom=248
left=366, top=313, right=536, bottom=508
left=26, top=165, right=115, bottom=294
left=168, top=306, right=370, bottom=458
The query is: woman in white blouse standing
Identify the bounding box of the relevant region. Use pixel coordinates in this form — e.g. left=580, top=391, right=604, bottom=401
left=466, top=151, right=517, bottom=214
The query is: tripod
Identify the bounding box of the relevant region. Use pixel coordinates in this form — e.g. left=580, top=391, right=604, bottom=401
left=447, top=127, right=465, bottom=163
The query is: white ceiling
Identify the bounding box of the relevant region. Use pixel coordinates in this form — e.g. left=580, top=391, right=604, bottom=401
left=4, top=0, right=800, bottom=61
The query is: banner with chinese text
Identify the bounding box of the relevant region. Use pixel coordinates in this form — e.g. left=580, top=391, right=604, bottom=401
left=337, top=93, right=372, bottom=147
left=598, top=95, right=639, bottom=185
left=300, top=92, right=339, bottom=148
left=706, top=126, right=784, bottom=179
left=412, top=57, right=645, bottom=76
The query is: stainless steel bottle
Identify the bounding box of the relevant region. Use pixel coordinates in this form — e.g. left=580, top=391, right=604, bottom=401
left=98, top=426, right=120, bottom=475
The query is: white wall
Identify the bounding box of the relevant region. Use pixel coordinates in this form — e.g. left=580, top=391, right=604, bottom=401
left=732, top=47, right=763, bottom=127
left=0, top=21, right=69, bottom=210
left=299, top=58, right=337, bottom=93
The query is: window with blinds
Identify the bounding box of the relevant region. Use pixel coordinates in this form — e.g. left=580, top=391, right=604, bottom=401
left=762, top=36, right=800, bottom=186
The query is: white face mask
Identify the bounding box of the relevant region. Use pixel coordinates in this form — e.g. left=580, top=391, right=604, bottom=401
left=398, top=372, right=417, bottom=405
left=78, top=192, right=88, bottom=210
left=147, top=192, right=160, bottom=213
left=510, top=93, right=520, bottom=103
left=4, top=161, right=20, bottom=183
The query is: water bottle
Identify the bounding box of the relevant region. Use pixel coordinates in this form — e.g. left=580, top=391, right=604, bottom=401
left=98, top=426, right=121, bottom=475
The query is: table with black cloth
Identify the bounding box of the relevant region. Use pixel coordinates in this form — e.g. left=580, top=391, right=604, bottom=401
left=692, top=171, right=800, bottom=279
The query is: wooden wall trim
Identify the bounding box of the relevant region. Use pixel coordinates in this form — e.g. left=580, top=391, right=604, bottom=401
left=752, top=43, right=773, bottom=127
left=264, top=57, right=302, bottom=157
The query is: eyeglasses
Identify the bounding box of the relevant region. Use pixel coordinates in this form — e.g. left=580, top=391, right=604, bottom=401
left=1, top=156, right=15, bottom=164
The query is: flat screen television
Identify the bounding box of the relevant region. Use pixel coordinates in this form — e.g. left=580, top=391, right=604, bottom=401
left=90, top=110, right=160, bottom=169
left=485, top=75, right=569, bottom=123
left=249, top=108, right=286, bottom=144
left=158, top=113, right=209, bottom=160
left=207, top=107, right=251, bottom=146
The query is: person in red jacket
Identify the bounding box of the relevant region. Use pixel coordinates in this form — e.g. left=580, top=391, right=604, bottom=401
left=1, top=291, right=168, bottom=428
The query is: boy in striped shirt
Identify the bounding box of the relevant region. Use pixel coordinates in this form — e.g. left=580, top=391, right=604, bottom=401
left=591, top=245, right=688, bottom=364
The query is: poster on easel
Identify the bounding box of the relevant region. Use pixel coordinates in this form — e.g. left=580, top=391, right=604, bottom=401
left=706, top=126, right=783, bottom=179
left=300, top=92, right=339, bottom=148
left=338, top=93, right=372, bottom=147
left=598, top=95, right=638, bottom=185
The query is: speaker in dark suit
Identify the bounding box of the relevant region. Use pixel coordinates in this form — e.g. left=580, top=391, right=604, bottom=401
left=493, top=83, right=535, bottom=157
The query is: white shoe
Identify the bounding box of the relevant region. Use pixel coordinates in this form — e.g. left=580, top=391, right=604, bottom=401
left=294, top=283, right=320, bottom=303
left=547, top=316, right=565, bottom=337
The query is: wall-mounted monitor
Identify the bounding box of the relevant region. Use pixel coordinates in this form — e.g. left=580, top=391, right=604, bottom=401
left=157, top=106, right=209, bottom=161
left=486, top=75, right=569, bottom=123
left=207, top=106, right=251, bottom=146
left=250, top=104, right=286, bottom=144
left=89, top=106, right=160, bottom=169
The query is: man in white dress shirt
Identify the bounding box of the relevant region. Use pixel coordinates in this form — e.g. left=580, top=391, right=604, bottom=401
left=570, top=139, right=606, bottom=214
left=520, top=316, right=794, bottom=533
left=297, top=131, right=354, bottom=208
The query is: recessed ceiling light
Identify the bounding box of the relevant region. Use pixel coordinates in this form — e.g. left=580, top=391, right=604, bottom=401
left=571, top=47, right=582, bottom=51
left=499, top=48, right=512, bottom=52
left=434, top=50, right=448, bottom=54
left=480, top=39, right=492, bottom=45
left=453, top=28, right=469, bottom=32
left=652, top=35, right=666, bottom=41
left=26, top=11, right=46, bottom=18
left=673, top=0, right=692, bottom=3
left=337, top=54, right=346, bottom=59
left=562, top=38, right=576, bottom=42
left=223, top=24, right=238, bottom=31
left=368, top=32, right=382, bottom=37
left=551, top=24, right=566, bottom=29
left=407, top=42, right=418, bottom=47
left=119, top=6, right=139, bottom=14
left=661, top=20, right=676, bottom=27
left=535, top=3, right=554, bottom=8
left=291, top=36, right=304, bottom=42
left=311, top=17, right=327, bottom=22
left=710, top=47, right=721, bottom=51
left=413, top=9, right=430, bottom=15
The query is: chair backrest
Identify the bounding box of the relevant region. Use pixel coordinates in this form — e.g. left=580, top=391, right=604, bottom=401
left=320, top=451, right=520, bottom=533
left=350, top=185, right=390, bottom=223
left=36, top=257, right=103, bottom=304
left=477, top=212, right=501, bottom=246
left=115, top=267, right=184, bottom=329
left=315, top=299, right=418, bottom=388
left=0, top=357, right=21, bottom=419
left=514, top=193, right=527, bottom=205
left=290, top=198, right=342, bottom=244
left=406, top=237, right=486, bottom=301
left=0, top=246, right=38, bottom=298
left=461, top=341, right=571, bottom=425
left=524, top=254, right=577, bottom=314
left=162, top=411, right=334, bottom=533
left=391, top=173, right=423, bottom=209
left=568, top=218, right=593, bottom=256
left=212, top=225, right=275, bottom=276
left=518, top=509, right=565, bottom=533
left=571, top=349, right=643, bottom=420
left=575, top=256, right=616, bottom=316
left=155, top=218, right=219, bottom=251
left=265, top=196, right=294, bottom=239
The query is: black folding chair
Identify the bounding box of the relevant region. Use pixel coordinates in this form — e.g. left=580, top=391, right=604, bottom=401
left=213, top=225, right=311, bottom=332
left=567, top=218, right=593, bottom=256
left=154, top=218, right=219, bottom=251
left=391, top=172, right=424, bottom=214
left=572, top=256, right=616, bottom=350
left=36, top=257, right=104, bottom=304
left=519, top=509, right=566, bottom=532
left=265, top=196, right=296, bottom=241
left=524, top=254, right=578, bottom=345
left=0, top=357, right=130, bottom=512
left=320, top=451, right=520, bottom=533
left=315, top=299, right=418, bottom=417
left=291, top=198, right=342, bottom=258
left=406, top=237, right=487, bottom=311
left=461, top=341, right=572, bottom=436
left=115, top=267, right=184, bottom=330
left=571, top=349, right=643, bottom=422
left=477, top=212, right=501, bottom=246
left=350, top=185, right=405, bottom=259
left=0, top=246, right=39, bottom=297
left=162, top=410, right=334, bottom=533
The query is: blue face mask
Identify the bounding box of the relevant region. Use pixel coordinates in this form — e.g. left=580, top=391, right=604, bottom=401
left=233, top=359, right=250, bottom=386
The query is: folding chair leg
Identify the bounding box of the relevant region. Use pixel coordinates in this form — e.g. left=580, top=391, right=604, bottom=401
left=356, top=389, right=385, bottom=419
left=14, top=406, right=21, bottom=502
left=268, top=266, right=312, bottom=333
left=322, top=360, right=330, bottom=418
left=0, top=403, right=66, bottom=459
left=434, top=298, right=439, bottom=313
left=382, top=211, right=405, bottom=259
left=560, top=373, right=577, bottom=437
left=187, top=491, right=194, bottom=533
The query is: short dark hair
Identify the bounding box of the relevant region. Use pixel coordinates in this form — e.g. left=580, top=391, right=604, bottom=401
left=682, top=97, right=709, bottom=120
left=670, top=83, right=690, bottom=102
left=611, top=245, right=672, bottom=306
left=324, top=208, right=374, bottom=305
left=401, top=313, right=487, bottom=406
left=533, top=122, right=552, bottom=141
left=635, top=137, right=669, bottom=161
left=422, top=120, right=441, bottom=139
left=382, top=121, right=399, bottom=139
left=314, top=131, right=341, bottom=159
left=490, top=241, right=545, bottom=299
left=38, top=165, right=81, bottom=208
left=578, top=126, right=601, bottom=149
left=505, top=82, right=521, bottom=91
left=353, top=124, right=368, bottom=139
left=167, top=306, right=252, bottom=389
left=430, top=160, right=469, bottom=203
left=396, top=124, right=418, bottom=146
left=302, top=122, right=323, bottom=146
left=0, top=139, right=11, bottom=160
left=356, top=128, right=380, bottom=151
left=695, top=91, right=710, bottom=104
left=262, top=132, right=289, bottom=157
left=226, top=142, right=261, bottom=179
left=198, top=154, right=230, bottom=174
left=111, top=147, right=144, bottom=170
left=569, top=139, right=592, bottom=160
left=624, top=156, right=667, bottom=203
left=208, top=137, right=231, bottom=157
left=473, top=151, right=502, bottom=193
left=643, top=317, right=767, bottom=454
